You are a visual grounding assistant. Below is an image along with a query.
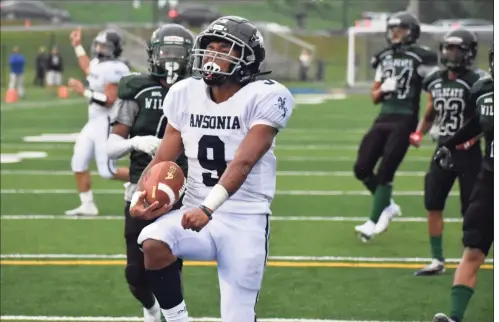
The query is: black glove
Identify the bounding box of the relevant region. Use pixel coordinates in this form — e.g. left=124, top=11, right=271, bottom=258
left=434, top=146, right=454, bottom=170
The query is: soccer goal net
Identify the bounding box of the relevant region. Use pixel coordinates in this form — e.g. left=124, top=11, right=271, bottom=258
left=346, top=24, right=494, bottom=89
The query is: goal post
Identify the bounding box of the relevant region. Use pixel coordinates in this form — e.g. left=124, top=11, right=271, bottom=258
left=346, top=24, right=494, bottom=89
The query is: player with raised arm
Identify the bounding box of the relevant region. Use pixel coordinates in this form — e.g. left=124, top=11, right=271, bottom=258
left=410, top=29, right=483, bottom=276
left=106, top=24, right=193, bottom=322
left=65, top=28, right=130, bottom=216
left=129, top=16, right=294, bottom=322
left=432, top=46, right=493, bottom=322
left=353, top=11, right=438, bottom=241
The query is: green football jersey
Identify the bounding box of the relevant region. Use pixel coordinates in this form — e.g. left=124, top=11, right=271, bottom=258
left=470, top=77, right=494, bottom=171
left=423, top=69, right=482, bottom=144
left=371, top=45, right=438, bottom=116
left=116, top=73, right=188, bottom=183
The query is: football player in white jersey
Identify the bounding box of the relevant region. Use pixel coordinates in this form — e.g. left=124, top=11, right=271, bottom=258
left=66, top=28, right=130, bottom=216
left=129, top=16, right=294, bottom=322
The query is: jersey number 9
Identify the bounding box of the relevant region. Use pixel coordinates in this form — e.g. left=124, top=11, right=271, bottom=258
left=198, top=135, right=227, bottom=187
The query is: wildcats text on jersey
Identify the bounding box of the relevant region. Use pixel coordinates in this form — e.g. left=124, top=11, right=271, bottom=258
left=478, top=93, right=493, bottom=116
left=145, top=96, right=163, bottom=110
left=189, top=114, right=241, bottom=130
left=381, top=57, right=414, bottom=69
left=431, top=87, right=465, bottom=99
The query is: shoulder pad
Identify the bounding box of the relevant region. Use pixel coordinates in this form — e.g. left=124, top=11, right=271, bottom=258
left=470, top=76, right=493, bottom=95
left=461, top=69, right=483, bottom=87
left=422, top=68, right=444, bottom=90
left=169, top=77, right=200, bottom=94
left=370, top=48, right=392, bottom=69
left=410, top=45, right=438, bottom=64
left=473, top=68, right=491, bottom=79
left=118, top=73, right=157, bottom=100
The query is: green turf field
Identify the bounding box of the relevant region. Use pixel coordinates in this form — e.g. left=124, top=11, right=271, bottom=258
left=0, top=88, right=493, bottom=322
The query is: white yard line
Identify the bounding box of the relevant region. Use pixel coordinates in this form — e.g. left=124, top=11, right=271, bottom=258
left=0, top=143, right=435, bottom=151
left=0, top=170, right=427, bottom=177
left=0, top=156, right=431, bottom=162
left=0, top=253, right=491, bottom=263
left=0, top=316, right=424, bottom=322
left=276, top=145, right=434, bottom=150
left=0, top=214, right=463, bottom=223
left=0, top=98, right=85, bottom=111
left=0, top=189, right=458, bottom=196
left=277, top=156, right=430, bottom=162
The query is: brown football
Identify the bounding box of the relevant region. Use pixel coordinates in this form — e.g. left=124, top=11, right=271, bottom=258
left=142, top=161, right=186, bottom=208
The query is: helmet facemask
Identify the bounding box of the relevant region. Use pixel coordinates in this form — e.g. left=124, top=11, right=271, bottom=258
left=192, top=31, right=256, bottom=86
left=149, top=41, right=190, bottom=85
left=92, top=40, right=116, bottom=59
left=387, top=25, right=410, bottom=45
left=440, top=43, right=469, bottom=70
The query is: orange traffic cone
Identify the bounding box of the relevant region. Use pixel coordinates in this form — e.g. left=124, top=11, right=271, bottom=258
left=58, top=85, right=69, bottom=99
left=4, top=88, right=18, bottom=104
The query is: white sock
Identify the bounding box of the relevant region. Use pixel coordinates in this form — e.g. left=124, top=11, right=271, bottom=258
left=145, top=298, right=161, bottom=316
left=79, top=190, right=94, bottom=205
left=162, top=300, right=189, bottom=321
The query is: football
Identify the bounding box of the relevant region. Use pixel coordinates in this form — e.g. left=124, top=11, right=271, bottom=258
left=142, top=161, right=186, bottom=208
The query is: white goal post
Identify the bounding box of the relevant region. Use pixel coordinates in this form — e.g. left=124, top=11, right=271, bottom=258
left=346, top=24, right=494, bottom=88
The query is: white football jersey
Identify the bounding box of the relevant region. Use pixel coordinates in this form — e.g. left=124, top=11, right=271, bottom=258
left=86, top=58, right=129, bottom=120
left=163, top=77, right=294, bottom=215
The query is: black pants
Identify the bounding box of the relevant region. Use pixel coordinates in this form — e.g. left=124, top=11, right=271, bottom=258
left=33, top=68, right=45, bottom=87
left=354, top=114, right=417, bottom=185
left=424, top=145, right=482, bottom=215
left=462, top=167, right=494, bottom=256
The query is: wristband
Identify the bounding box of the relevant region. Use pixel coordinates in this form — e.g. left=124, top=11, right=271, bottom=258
left=201, top=184, right=229, bottom=212
left=199, top=205, right=213, bottom=220
left=74, top=45, right=86, bottom=57
left=84, top=89, right=108, bottom=106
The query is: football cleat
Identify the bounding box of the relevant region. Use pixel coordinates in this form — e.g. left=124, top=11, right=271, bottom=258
left=355, top=220, right=375, bottom=242
left=374, top=201, right=402, bottom=235
left=414, top=259, right=445, bottom=276
left=64, top=203, right=99, bottom=216
left=433, top=313, right=457, bottom=322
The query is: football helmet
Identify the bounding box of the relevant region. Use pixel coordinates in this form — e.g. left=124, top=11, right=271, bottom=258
left=439, top=28, right=477, bottom=71
left=385, top=11, right=420, bottom=48
left=191, top=16, right=267, bottom=86
left=147, top=24, right=194, bottom=85
left=92, top=30, right=123, bottom=59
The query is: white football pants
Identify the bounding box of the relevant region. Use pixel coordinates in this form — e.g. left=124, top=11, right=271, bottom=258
left=138, top=209, right=270, bottom=322
left=71, top=116, right=117, bottom=179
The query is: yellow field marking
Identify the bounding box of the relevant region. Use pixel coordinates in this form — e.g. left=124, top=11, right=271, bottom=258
left=0, top=260, right=493, bottom=270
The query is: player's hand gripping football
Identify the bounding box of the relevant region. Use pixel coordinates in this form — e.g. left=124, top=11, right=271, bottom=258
left=70, top=27, right=82, bottom=47
left=68, top=78, right=84, bottom=95
left=130, top=136, right=162, bottom=156
left=129, top=191, right=172, bottom=220
left=182, top=208, right=211, bottom=232
left=434, top=146, right=454, bottom=170
left=409, top=131, right=423, bottom=148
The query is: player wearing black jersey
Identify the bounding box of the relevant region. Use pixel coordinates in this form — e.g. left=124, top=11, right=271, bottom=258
left=354, top=11, right=438, bottom=241
left=106, top=24, right=193, bottom=322
left=410, top=29, right=483, bottom=276
left=432, top=46, right=494, bottom=322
